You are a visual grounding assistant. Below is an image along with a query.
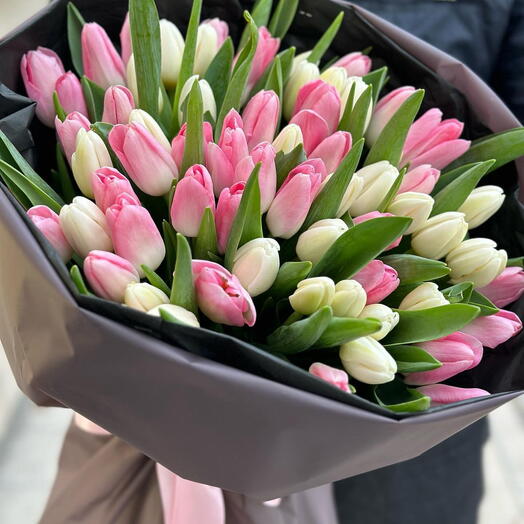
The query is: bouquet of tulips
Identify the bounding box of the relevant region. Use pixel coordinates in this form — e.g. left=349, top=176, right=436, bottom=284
left=4, top=0, right=524, bottom=416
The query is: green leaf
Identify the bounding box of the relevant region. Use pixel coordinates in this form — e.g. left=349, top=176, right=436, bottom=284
left=384, top=304, right=480, bottom=345
left=302, top=139, right=364, bottom=231
left=141, top=264, right=171, bottom=296
left=508, top=257, right=524, bottom=268
left=193, top=207, right=218, bottom=260
left=162, top=220, right=178, bottom=277
left=181, top=82, right=204, bottom=173
left=339, top=85, right=372, bottom=142
left=445, top=128, right=524, bottom=174
left=469, top=290, right=499, bottom=316
left=430, top=160, right=495, bottom=216
left=239, top=0, right=273, bottom=50
left=338, top=82, right=357, bottom=134
left=268, top=0, right=299, bottom=39
left=170, top=234, right=197, bottom=314
left=377, top=166, right=406, bottom=212
left=224, top=165, right=262, bottom=269
left=70, top=265, right=91, bottom=295
left=432, top=162, right=475, bottom=194
left=55, top=144, right=76, bottom=203
left=387, top=345, right=442, bottom=373
left=81, top=76, right=105, bottom=122
left=442, top=281, right=474, bottom=304
left=0, top=160, right=63, bottom=213
left=313, top=317, right=381, bottom=348
left=265, top=261, right=312, bottom=301
left=374, top=379, right=431, bottom=412
left=380, top=254, right=450, bottom=284
left=53, top=92, right=66, bottom=122
left=67, top=2, right=85, bottom=76
left=267, top=306, right=332, bottom=354
left=278, top=47, right=296, bottom=85
left=172, top=0, right=202, bottom=130
left=310, top=217, right=412, bottom=282
left=307, top=12, right=344, bottom=65
left=264, top=56, right=283, bottom=102
left=362, top=66, right=388, bottom=105
left=215, top=12, right=259, bottom=139
left=204, top=37, right=234, bottom=114
left=275, top=143, right=306, bottom=188
left=159, top=307, right=189, bottom=325
left=365, top=89, right=425, bottom=167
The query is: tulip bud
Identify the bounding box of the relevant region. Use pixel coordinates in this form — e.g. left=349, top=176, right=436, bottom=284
left=411, top=212, right=468, bottom=260
left=339, top=336, right=397, bottom=384
left=309, top=362, right=351, bottom=393
left=387, top=192, right=434, bottom=234
left=272, top=124, right=304, bottom=154
left=353, top=212, right=402, bottom=250
left=174, top=121, right=214, bottom=170
left=289, top=51, right=311, bottom=76
left=283, top=60, right=320, bottom=121
left=59, top=196, right=113, bottom=258
left=446, top=238, right=507, bottom=288
left=194, top=23, right=220, bottom=76
left=84, top=250, right=139, bottom=302
left=55, top=72, right=88, bottom=117
left=81, top=23, right=126, bottom=89
left=296, top=219, right=348, bottom=265
left=71, top=129, right=113, bottom=198
left=331, top=280, right=367, bottom=318
left=20, top=47, right=65, bottom=127
left=170, top=164, right=215, bottom=237
left=193, top=260, right=256, bottom=327
left=398, top=165, right=440, bottom=195
left=416, top=384, right=490, bottom=406
left=336, top=174, right=364, bottom=218
left=159, top=19, right=185, bottom=88
left=216, top=182, right=244, bottom=254
left=290, top=108, right=331, bottom=156
left=217, top=109, right=248, bottom=165
left=461, top=309, right=522, bottom=349
left=55, top=111, right=91, bottom=163
left=398, top=282, right=449, bottom=311
left=404, top=331, right=483, bottom=386
left=147, top=304, right=200, bottom=327
left=458, top=185, right=505, bottom=229
left=124, top=282, right=169, bottom=311
left=106, top=193, right=165, bottom=276
left=353, top=261, right=400, bottom=304
left=102, top=85, right=135, bottom=125
left=348, top=161, right=399, bottom=217
left=128, top=109, right=171, bottom=151
left=246, top=27, right=280, bottom=94
left=310, top=131, right=352, bottom=175
left=478, top=266, right=524, bottom=308
left=178, top=75, right=217, bottom=124
left=27, top=205, right=72, bottom=262
left=242, top=90, right=280, bottom=150
left=125, top=55, right=164, bottom=112
left=289, top=277, right=335, bottom=315
left=91, top=166, right=139, bottom=212
left=202, top=18, right=229, bottom=46
left=119, top=13, right=132, bottom=65
left=109, top=122, right=178, bottom=196
left=232, top=238, right=280, bottom=297
left=266, top=159, right=326, bottom=238
left=359, top=304, right=399, bottom=341
left=333, top=52, right=372, bottom=77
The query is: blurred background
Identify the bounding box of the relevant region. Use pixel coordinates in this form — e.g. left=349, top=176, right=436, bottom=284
left=0, top=1, right=523, bottom=523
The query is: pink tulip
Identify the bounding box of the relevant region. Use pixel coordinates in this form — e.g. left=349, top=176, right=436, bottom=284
left=202, top=18, right=229, bottom=46
left=106, top=193, right=165, bottom=274
left=461, top=309, right=523, bottom=349
left=102, top=85, right=135, bottom=124
left=218, top=109, right=249, bottom=168
left=398, top=164, right=440, bottom=194
left=55, top=111, right=91, bottom=163
left=353, top=260, right=400, bottom=304
left=401, top=108, right=471, bottom=170
left=91, top=166, right=139, bottom=212
left=216, top=182, right=245, bottom=254
left=172, top=121, right=213, bottom=170
left=205, top=142, right=235, bottom=196
left=120, top=13, right=132, bottom=65
left=292, top=79, right=341, bottom=134
left=366, top=86, right=415, bottom=145
left=353, top=212, right=402, bottom=250
left=192, top=260, right=256, bottom=327
left=266, top=158, right=326, bottom=238
left=109, top=122, right=178, bottom=196
left=81, top=23, right=126, bottom=89
left=334, top=52, right=372, bottom=77
left=55, top=72, right=88, bottom=117
left=404, top=332, right=483, bottom=385
left=84, top=250, right=139, bottom=302
left=242, top=90, right=280, bottom=150
left=309, top=363, right=351, bottom=393
left=234, top=142, right=276, bottom=212
left=309, top=131, right=352, bottom=174
left=478, top=267, right=524, bottom=308
left=20, top=47, right=65, bottom=126
left=290, top=109, right=330, bottom=156
left=416, top=384, right=490, bottom=405
left=170, top=164, right=215, bottom=237
left=246, top=27, right=280, bottom=92
left=27, top=205, right=72, bottom=262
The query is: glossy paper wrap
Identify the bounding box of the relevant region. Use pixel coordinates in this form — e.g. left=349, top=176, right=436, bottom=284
left=0, top=0, right=522, bottom=500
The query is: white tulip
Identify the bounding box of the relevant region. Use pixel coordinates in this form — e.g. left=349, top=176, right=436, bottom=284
left=194, top=24, right=219, bottom=76
left=359, top=304, right=399, bottom=340
left=125, top=283, right=169, bottom=312
left=331, top=280, right=367, bottom=318
left=296, top=219, right=348, bottom=264
left=387, top=192, right=434, bottom=234
left=178, top=75, right=217, bottom=123
left=398, top=282, right=449, bottom=311
left=336, top=174, right=364, bottom=218
left=458, top=185, right=505, bottom=229
left=159, top=19, right=185, bottom=87
left=148, top=303, right=200, bottom=327
left=272, top=124, right=304, bottom=154
left=289, top=277, right=335, bottom=315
